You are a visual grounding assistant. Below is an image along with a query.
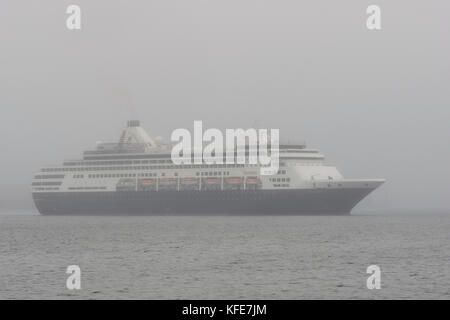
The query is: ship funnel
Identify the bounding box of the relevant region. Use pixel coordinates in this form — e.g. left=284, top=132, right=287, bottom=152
left=120, top=120, right=157, bottom=148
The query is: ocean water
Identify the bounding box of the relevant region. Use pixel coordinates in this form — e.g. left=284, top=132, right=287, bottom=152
left=0, top=213, right=449, bottom=299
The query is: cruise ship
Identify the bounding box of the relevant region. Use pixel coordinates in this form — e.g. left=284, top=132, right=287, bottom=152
left=31, top=120, right=384, bottom=215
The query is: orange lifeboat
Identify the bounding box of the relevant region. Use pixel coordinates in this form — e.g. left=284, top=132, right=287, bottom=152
left=246, top=177, right=260, bottom=184
left=140, top=179, right=156, bottom=185
left=160, top=178, right=177, bottom=184
left=180, top=177, right=198, bottom=184
left=226, top=177, right=242, bottom=184
left=204, top=178, right=220, bottom=184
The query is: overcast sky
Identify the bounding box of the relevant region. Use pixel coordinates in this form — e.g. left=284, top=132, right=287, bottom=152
left=0, top=1, right=449, bottom=213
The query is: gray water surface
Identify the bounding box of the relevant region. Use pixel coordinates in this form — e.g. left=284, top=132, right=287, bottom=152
left=1, top=213, right=449, bottom=299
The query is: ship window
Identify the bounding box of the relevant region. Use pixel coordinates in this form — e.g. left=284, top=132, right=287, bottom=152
left=32, top=181, right=62, bottom=186
left=161, top=173, right=165, bottom=176
left=174, top=173, right=178, bottom=176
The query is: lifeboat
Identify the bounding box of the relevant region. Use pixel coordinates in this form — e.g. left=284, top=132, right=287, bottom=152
left=226, top=177, right=242, bottom=184
left=158, top=178, right=177, bottom=191
left=246, top=177, right=260, bottom=184
left=140, top=179, right=156, bottom=185
left=180, top=177, right=198, bottom=184
left=245, top=176, right=261, bottom=190
left=180, top=177, right=199, bottom=190
left=204, top=178, right=220, bottom=184
left=223, top=176, right=243, bottom=190
left=159, top=178, right=177, bottom=184
left=138, top=178, right=156, bottom=191
left=202, top=177, right=221, bottom=190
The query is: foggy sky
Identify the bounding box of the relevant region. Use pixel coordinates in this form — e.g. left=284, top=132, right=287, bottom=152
left=0, top=1, right=449, bottom=213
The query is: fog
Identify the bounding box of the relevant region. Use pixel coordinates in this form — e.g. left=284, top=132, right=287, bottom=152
left=0, top=1, right=449, bottom=213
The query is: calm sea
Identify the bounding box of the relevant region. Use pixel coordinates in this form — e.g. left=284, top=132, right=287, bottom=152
left=0, top=213, right=449, bottom=299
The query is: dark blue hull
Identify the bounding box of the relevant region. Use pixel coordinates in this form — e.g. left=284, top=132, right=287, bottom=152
left=32, top=188, right=376, bottom=215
